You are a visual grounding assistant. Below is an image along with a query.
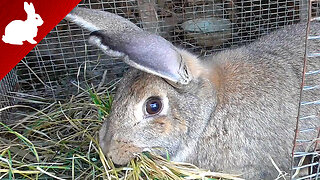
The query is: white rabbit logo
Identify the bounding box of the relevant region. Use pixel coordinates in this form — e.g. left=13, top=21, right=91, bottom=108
left=2, top=2, right=43, bottom=45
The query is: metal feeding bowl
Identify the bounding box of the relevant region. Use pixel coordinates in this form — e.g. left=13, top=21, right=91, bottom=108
left=181, top=17, right=231, bottom=48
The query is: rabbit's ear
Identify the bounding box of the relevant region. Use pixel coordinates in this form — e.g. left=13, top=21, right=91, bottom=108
left=65, top=7, right=192, bottom=85
left=89, top=30, right=192, bottom=84
left=24, top=2, right=35, bottom=15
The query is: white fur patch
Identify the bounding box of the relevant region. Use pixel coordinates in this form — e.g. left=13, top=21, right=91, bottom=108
left=88, top=36, right=124, bottom=57
left=159, top=96, right=169, bottom=116
left=65, top=14, right=99, bottom=32
left=134, top=100, right=145, bottom=122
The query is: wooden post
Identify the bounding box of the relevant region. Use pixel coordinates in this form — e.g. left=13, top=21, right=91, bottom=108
left=137, top=0, right=159, bottom=34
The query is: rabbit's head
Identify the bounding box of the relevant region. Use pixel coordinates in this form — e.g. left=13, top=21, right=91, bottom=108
left=24, top=2, right=43, bottom=26
left=99, top=59, right=217, bottom=165
left=66, top=8, right=217, bottom=165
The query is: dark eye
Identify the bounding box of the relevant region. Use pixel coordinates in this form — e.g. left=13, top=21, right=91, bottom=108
left=145, top=97, right=162, bottom=115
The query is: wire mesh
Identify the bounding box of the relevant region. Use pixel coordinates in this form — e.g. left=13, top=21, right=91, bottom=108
left=291, top=0, right=320, bottom=179
left=0, top=68, right=18, bottom=123
left=12, top=0, right=303, bottom=99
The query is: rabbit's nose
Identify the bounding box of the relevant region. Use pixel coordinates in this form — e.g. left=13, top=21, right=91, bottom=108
left=106, top=139, right=142, bottom=165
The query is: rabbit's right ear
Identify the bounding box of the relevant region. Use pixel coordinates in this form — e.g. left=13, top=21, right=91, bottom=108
left=65, top=7, right=195, bottom=85
left=24, top=2, right=35, bottom=15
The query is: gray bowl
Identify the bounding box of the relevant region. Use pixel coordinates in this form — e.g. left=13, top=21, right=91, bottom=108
left=181, top=17, right=232, bottom=47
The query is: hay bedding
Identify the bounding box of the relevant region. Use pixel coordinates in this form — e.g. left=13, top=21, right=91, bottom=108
left=0, top=84, right=243, bottom=179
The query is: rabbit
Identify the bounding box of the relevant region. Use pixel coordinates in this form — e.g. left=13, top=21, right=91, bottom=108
left=2, top=2, right=43, bottom=45
left=65, top=7, right=320, bottom=179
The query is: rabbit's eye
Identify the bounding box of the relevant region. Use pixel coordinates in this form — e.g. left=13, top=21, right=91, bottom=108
left=145, top=97, right=163, bottom=115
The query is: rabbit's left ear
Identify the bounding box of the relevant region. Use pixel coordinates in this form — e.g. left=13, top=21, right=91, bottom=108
left=24, top=2, right=35, bottom=15
left=65, top=7, right=193, bottom=85
left=89, top=30, right=193, bottom=85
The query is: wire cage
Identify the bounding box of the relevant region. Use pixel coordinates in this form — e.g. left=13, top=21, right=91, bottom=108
left=0, top=0, right=319, bottom=178
left=0, top=69, right=18, bottom=122
left=8, top=0, right=305, bottom=99
left=291, top=1, right=320, bottom=179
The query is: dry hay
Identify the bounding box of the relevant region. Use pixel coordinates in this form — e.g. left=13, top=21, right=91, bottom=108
left=0, top=84, right=243, bottom=180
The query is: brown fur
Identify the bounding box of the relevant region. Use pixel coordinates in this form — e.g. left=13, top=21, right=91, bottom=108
left=207, top=61, right=259, bottom=104
left=153, top=116, right=173, bottom=134
left=101, top=22, right=320, bottom=178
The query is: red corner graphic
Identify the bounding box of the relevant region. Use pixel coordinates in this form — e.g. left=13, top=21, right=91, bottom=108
left=0, top=0, right=81, bottom=80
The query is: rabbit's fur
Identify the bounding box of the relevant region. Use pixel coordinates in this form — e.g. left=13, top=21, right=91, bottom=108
left=65, top=8, right=320, bottom=179
left=100, top=23, right=320, bottom=179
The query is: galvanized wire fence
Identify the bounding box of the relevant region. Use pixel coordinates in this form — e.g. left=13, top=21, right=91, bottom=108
left=291, top=1, right=320, bottom=179
left=0, top=69, right=18, bottom=123
left=0, top=0, right=305, bottom=111
left=12, top=0, right=303, bottom=99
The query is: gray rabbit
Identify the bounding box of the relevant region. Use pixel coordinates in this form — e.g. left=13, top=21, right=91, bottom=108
left=65, top=7, right=320, bottom=179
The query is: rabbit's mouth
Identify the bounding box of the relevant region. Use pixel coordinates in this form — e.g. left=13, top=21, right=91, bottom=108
left=108, top=146, right=170, bottom=166
left=106, top=140, right=143, bottom=165
left=105, top=141, right=169, bottom=165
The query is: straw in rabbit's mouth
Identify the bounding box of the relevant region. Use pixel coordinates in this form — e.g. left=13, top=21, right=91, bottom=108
left=109, top=148, right=154, bottom=166
left=141, top=146, right=174, bottom=160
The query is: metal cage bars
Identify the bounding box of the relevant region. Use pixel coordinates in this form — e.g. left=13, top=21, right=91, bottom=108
left=15, top=0, right=302, bottom=98
left=291, top=0, right=320, bottom=179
